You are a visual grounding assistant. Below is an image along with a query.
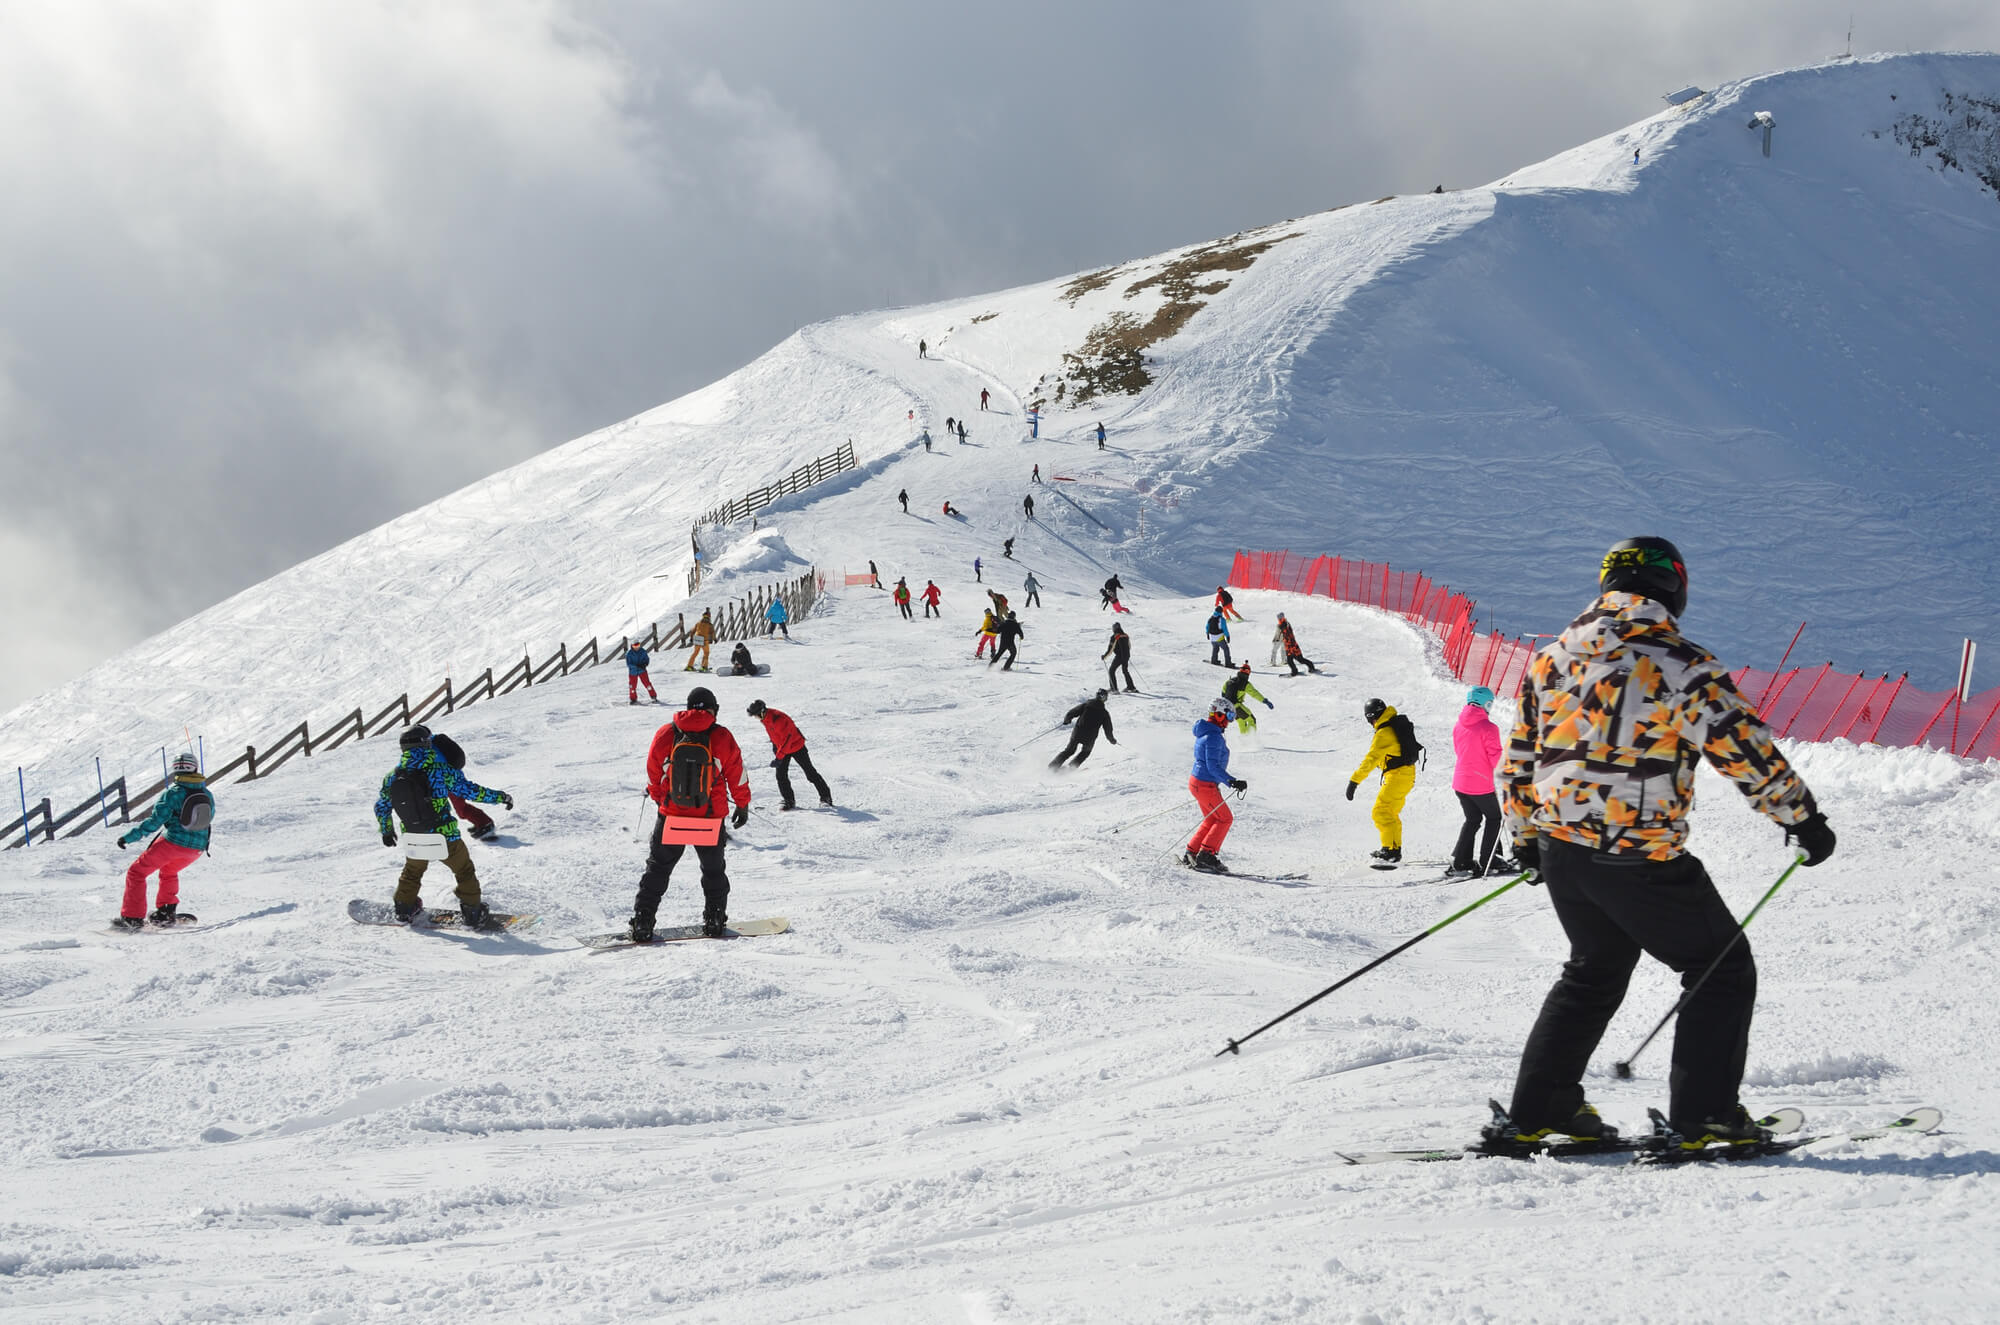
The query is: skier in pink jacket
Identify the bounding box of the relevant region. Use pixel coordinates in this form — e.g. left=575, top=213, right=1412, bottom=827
left=1447, top=687, right=1511, bottom=875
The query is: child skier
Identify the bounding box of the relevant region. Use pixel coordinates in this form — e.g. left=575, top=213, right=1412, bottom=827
left=628, top=687, right=752, bottom=940
left=375, top=725, right=514, bottom=926
left=1346, top=698, right=1420, bottom=865
left=113, top=752, right=213, bottom=929
left=765, top=596, right=790, bottom=639
left=626, top=641, right=657, bottom=704
left=975, top=608, right=1000, bottom=658
left=1184, top=701, right=1247, bottom=873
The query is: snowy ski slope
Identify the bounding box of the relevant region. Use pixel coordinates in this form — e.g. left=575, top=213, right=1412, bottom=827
left=6, top=51, right=1999, bottom=806
left=3, top=50, right=2000, bottom=1322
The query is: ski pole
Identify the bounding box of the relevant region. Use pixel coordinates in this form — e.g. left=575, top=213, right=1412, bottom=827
left=1611, top=856, right=1801, bottom=1079
left=1153, top=787, right=1243, bottom=863
left=1110, top=797, right=1196, bottom=835
left=634, top=793, right=651, bottom=838
left=1012, top=724, right=1065, bottom=752
left=1216, top=872, right=1529, bottom=1057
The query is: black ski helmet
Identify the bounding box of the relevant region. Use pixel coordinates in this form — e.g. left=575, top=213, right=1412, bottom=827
left=686, top=687, right=718, bottom=712
left=746, top=700, right=767, bottom=717
left=1095, top=688, right=1109, bottom=701
left=399, top=724, right=433, bottom=750
left=1363, top=698, right=1386, bottom=724
left=1599, top=536, right=1688, bottom=617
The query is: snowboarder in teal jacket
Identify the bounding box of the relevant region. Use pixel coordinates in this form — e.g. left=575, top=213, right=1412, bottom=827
left=765, top=597, right=790, bottom=639
left=114, top=752, right=213, bottom=929
left=374, top=725, right=513, bottom=925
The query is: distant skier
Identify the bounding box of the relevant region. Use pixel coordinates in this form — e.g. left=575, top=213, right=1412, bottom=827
left=893, top=577, right=913, bottom=620
left=1346, top=698, right=1420, bottom=865
left=943, top=501, right=960, bottom=517
left=1051, top=690, right=1117, bottom=769
left=869, top=560, right=880, bottom=588
left=922, top=580, right=943, bottom=617
left=1274, top=613, right=1320, bottom=675
left=685, top=609, right=715, bottom=671
left=918, top=338, right=928, bottom=358
left=974, top=608, right=1000, bottom=658
left=989, top=610, right=1025, bottom=670
left=1206, top=608, right=1232, bottom=667
left=1215, top=586, right=1245, bottom=621
left=974, top=556, right=983, bottom=583
left=899, top=489, right=909, bottom=513
left=747, top=700, right=833, bottom=809
left=628, top=687, right=752, bottom=941
left=945, top=416, right=955, bottom=438
left=1447, top=686, right=1506, bottom=877
left=923, top=432, right=932, bottom=453
left=1103, top=622, right=1135, bottom=692
left=1099, top=574, right=1124, bottom=612
left=432, top=730, right=498, bottom=841
left=765, top=596, right=790, bottom=639
left=1031, top=464, right=1042, bottom=484
left=727, top=641, right=756, bottom=677
left=1184, top=700, right=1246, bottom=873
left=1023, top=494, right=1034, bottom=519
left=1095, top=421, right=1106, bottom=448
left=113, top=752, right=213, bottom=930
left=1003, top=537, right=1014, bottom=559
left=956, top=420, right=967, bottom=442
left=1022, top=572, right=1042, bottom=609
left=625, top=641, right=658, bottom=705
left=980, top=388, right=990, bottom=411
left=375, top=725, right=512, bottom=927
left=1221, top=664, right=1272, bottom=733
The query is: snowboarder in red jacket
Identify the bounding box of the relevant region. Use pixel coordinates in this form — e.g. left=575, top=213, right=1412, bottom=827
left=747, top=700, right=834, bottom=809
left=629, top=687, right=751, bottom=940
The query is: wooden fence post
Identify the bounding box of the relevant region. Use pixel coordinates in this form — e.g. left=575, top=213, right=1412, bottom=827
left=244, top=744, right=258, bottom=780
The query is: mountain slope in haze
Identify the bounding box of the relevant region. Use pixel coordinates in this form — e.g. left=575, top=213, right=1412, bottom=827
left=7, top=50, right=1998, bottom=804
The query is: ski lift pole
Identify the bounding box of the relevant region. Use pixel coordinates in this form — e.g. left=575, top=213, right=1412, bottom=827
left=1612, top=857, right=1800, bottom=1079
left=1216, top=872, right=1530, bottom=1057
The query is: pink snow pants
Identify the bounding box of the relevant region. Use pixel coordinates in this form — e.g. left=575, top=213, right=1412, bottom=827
left=123, top=840, right=202, bottom=917
left=1187, top=778, right=1233, bottom=855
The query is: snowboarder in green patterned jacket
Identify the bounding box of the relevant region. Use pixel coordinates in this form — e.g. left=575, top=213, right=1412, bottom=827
left=374, top=725, right=514, bottom=927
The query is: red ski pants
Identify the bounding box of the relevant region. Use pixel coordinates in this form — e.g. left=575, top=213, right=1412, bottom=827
left=629, top=669, right=656, bottom=701
left=1187, top=778, right=1233, bottom=855
left=123, top=839, right=202, bottom=918
left=450, top=795, right=494, bottom=832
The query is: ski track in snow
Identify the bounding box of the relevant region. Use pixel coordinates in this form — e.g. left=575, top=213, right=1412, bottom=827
left=3, top=52, right=2000, bottom=1323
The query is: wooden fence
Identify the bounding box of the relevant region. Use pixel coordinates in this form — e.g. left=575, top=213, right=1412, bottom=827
left=6, top=569, right=822, bottom=849
left=696, top=440, right=857, bottom=529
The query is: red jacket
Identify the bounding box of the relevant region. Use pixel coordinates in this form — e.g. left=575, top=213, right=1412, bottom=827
left=758, top=708, right=807, bottom=759
left=921, top=584, right=942, bottom=605
left=646, top=709, right=751, bottom=819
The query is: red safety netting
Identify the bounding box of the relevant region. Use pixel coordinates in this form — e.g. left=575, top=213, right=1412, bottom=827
left=1230, top=549, right=2000, bottom=759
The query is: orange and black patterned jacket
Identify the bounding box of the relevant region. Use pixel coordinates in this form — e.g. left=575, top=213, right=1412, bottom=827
left=1501, top=593, right=1816, bottom=861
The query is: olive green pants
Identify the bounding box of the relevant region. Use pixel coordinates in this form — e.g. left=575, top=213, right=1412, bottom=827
left=394, top=837, right=481, bottom=907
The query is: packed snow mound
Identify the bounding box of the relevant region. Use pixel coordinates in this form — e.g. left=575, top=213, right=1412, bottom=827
left=6, top=51, right=1998, bottom=808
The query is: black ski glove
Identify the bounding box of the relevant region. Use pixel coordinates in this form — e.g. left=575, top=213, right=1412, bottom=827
left=1229, top=778, right=1248, bottom=792
left=1785, top=812, right=1836, bottom=866
left=116, top=837, right=128, bottom=850
left=1344, top=781, right=1358, bottom=802
left=731, top=804, right=750, bottom=829
left=382, top=830, right=397, bottom=848
left=501, top=793, right=515, bottom=811
left=1513, top=837, right=1541, bottom=883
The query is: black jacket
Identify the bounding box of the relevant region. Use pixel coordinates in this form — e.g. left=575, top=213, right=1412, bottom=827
left=996, top=618, right=1026, bottom=645
left=1063, top=699, right=1114, bottom=740
left=1103, top=632, right=1130, bottom=662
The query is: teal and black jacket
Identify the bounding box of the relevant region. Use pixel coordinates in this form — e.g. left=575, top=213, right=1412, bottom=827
left=373, top=747, right=506, bottom=841
left=120, top=775, right=213, bottom=851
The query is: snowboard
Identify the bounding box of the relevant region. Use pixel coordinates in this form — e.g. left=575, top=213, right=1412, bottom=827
left=715, top=663, right=770, bottom=677
left=577, top=916, right=790, bottom=950
left=107, top=913, right=201, bottom=933
left=346, top=898, right=540, bottom=933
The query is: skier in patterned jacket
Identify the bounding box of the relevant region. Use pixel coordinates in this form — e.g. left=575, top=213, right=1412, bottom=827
left=1495, top=537, right=1837, bottom=1153
left=375, top=725, right=514, bottom=926
left=113, top=752, right=213, bottom=929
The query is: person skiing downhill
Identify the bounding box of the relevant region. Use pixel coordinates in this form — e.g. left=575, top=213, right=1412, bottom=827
left=1346, top=699, right=1419, bottom=864
left=975, top=608, right=1000, bottom=658
left=628, top=687, right=752, bottom=940
left=1051, top=690, right=1117, bottom=769
left=113, top=752, right=213, bottom=929
left=1031, top=464, right=1042, bottom=483
left=898, top=489, right=909, bottom=513
left=1274, top=613, right=1319, bottom=675
left=747, top=700, right=833, bottom=809
left=686, top=609, right=715, bottom=671
left=1206, top=608, right=1232, bottom=667
left=1215, top=586, right=1245, bottom=621
left=918, top=338, right=928, bottom=358
left=625, top=641, right=658, bottom=704
left=1446, top=687, right=1508, bottom=876
left=1095, top=420, right=1106, bottom=448
left=1493, top=537, right=1835, bottom=1153
left=1002, top=538, right=1014, bottom=560
left=375, top=725, right=513, bottom=927
left=989, top=611, right=1025, bottom=670
left=922, top=580, right=943, bottom=617
left=765, top=596, right=790, bottom=639
left=1022, top=572, right=1042, bottom=609
left=1023, top=494, right=1034, bottom=519
left=1103, top=622, right=1135, bottom=692
left=894, top=578, right=914, bottom=620
left=974, top=557, right=983, bottom=583
left=1220, top=664, right=1272, bottom=733
left=1184, top=700, right=1246, bottom=873
left=980, top=387, right=990, bottom=410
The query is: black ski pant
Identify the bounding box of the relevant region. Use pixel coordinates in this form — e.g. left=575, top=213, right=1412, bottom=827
left=1284, top=652, right=1317, bottom=675
left=924, top=601, right=939, bottom=617
left=1108, top=658, right=1134, bottom=691
left=775, top=748, right=831, bottom=807
left=990, top=640, right=1018, bottom=669
left=1209, top=640, right=1232, bottom=666
left=1451, top=791, right=1501, bottom=870
left=633, top=816, right=730, bottom=921
left=1025, top=589, right=1040, bottom=607
left=898, top=601, right=913, bottom=619
left=1509, top=839, right=1756, bottom=1134
left=1049, top=730, right=1099, bottom=768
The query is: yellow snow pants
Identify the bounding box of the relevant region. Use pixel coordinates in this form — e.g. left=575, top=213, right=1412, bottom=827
left=1371, top=766, right=1414, bottom=850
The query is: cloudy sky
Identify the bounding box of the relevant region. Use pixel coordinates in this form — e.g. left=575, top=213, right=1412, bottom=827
left=3, top=0, right=1995, bottom=714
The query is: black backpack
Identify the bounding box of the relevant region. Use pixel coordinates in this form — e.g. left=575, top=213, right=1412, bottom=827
left=1383, top=713, right=1426, bottom=772
left=388, top=764, right=443, bottom=831
left=667, top=727, right=715, bottom=810
left=431, top=733, right=466, bottom=770
left=176, top=787, right=214, bottom=831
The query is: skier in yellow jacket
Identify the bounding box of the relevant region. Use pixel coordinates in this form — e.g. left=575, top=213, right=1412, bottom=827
left=1346, top=697, right=1421, bottom=864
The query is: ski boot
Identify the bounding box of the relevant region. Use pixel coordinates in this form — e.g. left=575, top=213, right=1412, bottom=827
left=1192, top=851, right=1229, bottom=875
left=702, top=908, right=728, bottom=939
left=394, top=898, right=424, bottom=924
left=148, top=903, right=179, bottom=926
left=111, top=915, right=146, bottom=932
left=1673, top=1104, right=1773, bottom=1152
left=469, top=822, right=498, bottom=842
left=459, top=900, right=496, bottom=931
left=1370, top=847, right=1402, bottom=864
left=1442, top=862, right=1479, bottom=879
left=1471, top=1099, right=1619, bottom=1156
left=628, top=914, right=656, bottom=944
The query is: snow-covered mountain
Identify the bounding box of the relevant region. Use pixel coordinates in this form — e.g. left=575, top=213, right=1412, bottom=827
left=7, top=51, right=1999, bottom=804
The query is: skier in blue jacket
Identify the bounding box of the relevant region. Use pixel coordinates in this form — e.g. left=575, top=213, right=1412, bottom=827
left=374, top=725, right=514, bottom=926
left=626, top=642, right=657, bottom=704
left=1206, top=609, right=1233, bottom=667
left=765, top=597, right=790, bottom=639
left=1185, top=701, right=1247, bottom=873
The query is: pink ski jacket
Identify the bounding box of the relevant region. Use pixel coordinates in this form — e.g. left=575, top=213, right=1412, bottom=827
left=1451, top=703, right=1503, bottom=795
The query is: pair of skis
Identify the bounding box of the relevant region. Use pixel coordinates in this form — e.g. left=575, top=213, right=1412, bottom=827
left=346, top=898, right=789, bottom=948
left=1333, top=1100, right=1943, bottom=1166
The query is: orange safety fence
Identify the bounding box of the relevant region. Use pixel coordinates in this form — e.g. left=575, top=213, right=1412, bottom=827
left=1230, top=549, right=1998, bottom=760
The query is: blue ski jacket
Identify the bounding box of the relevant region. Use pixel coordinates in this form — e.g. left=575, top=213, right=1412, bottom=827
left=626, top=646, right=651, bottom=675
left=1190, top=719, right=1232, bottom=784
left=766, top=599, right=789, bottom=624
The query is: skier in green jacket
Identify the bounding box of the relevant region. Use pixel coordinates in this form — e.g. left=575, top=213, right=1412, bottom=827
left=1221, top=664, right=1273, bottom=733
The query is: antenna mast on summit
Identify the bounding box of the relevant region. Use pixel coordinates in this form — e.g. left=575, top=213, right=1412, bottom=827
left=1846, top=14, right=1854, bottom=59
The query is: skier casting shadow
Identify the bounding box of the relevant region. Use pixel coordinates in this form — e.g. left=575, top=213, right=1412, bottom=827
left=1050, top=690, right=1117, bottom=769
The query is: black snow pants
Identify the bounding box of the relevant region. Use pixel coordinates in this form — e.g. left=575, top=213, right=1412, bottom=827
left=1108, top=658, right=1135, bottom=692
left=1049, top=730, right=1100, bottom=768
left=1451, top=791, right=1501, bottom=870
left=1509, top=838, right=1756, bottom=1134
left=775, top=748, right=831, bottom=808
left=633, top=816, right=730, bottom=922
left=990, top=640, right=1018, bottom=670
